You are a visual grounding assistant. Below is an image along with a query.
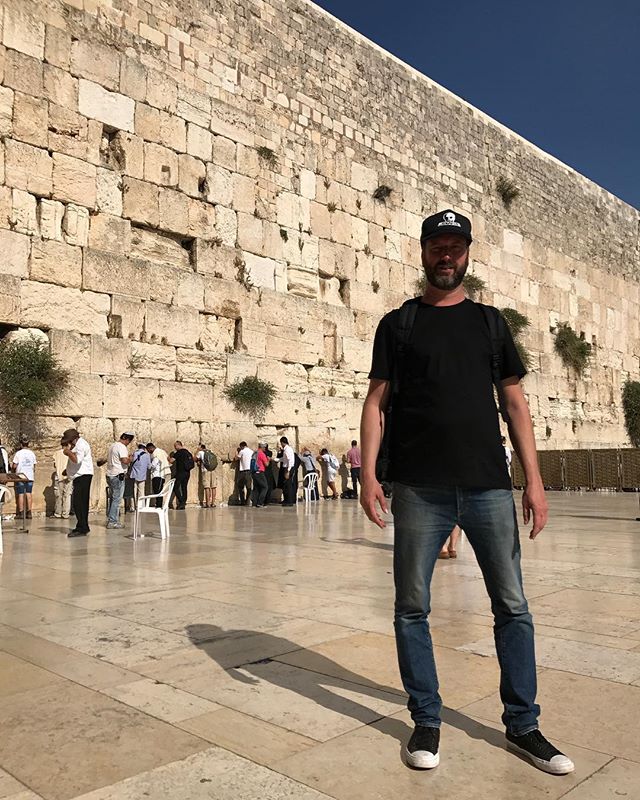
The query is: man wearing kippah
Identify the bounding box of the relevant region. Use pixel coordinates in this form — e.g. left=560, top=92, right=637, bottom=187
left=360, top=210, right=574, bottom=775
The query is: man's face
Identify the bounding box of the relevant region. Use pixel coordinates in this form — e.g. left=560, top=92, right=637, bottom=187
left=421, top=234, right=469, bottom=290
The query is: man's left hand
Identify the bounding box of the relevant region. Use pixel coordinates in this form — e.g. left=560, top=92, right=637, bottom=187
left=522, top=482, right=548, bottom=539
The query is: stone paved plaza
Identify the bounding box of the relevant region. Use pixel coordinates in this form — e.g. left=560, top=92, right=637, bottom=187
left=0, top=492, right=639, bottom=799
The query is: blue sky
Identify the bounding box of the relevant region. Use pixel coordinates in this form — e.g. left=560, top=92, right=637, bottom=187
left=311, top=0, right=639, bottom=210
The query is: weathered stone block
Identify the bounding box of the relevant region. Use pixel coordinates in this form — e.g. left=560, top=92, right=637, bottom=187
left=310, top=201, right=331, bottom=239
left=38, top=199, right=65, bottom=240
left=5, top=139, right=52, bottom=196
left=198, top=314, right=236, bottom=352
left=84, top=250, right=150, bottom=299
left=241, top=252, right=276, bottom=290
left=186, top=123, right=213, bottom=160
left=205, top=163, right=233, bottom=206
left=0, top=275, right=21, bottom=325
left=341, top=336, right=372, bottom=372
left=45, top=373, right=104, bottom=417
left=203, top=275, right=256, bottom=320
left=188, top=198, right=216, bottom=238
left=13, top=92, right=48, bottom=148
left=129, top=341, right=177, bottom=380
left=175, top=349, right=226, bottom=384
left=0, top=86, right=13, bottom=137
left=90, top=336, right=130, bottom=376
left=236, top=213, right=263, bottom=254
left=44, top=25, right=71, bottom=71
left=62, top=204, right=89, bottom=246
left=96, top=168, right=123, bottom=216
left=30, top=238, right=82, bottom=288
left=3, top=3, right=45, bottom=59
left=351, top=162, right=377, bottom=192
left=89, top=213, right=131, bottom=256
left=276, top=191, right=310, bottom=230
left=130, top=226, right=189, bottom=268
left=178, top=154, right=206, bottom=198
left=144, top=142, right=178, bottom=187
left=71, top=42, right=120, bottom=92
left=193, top=241, right=236, bottom=280
left=159, top=381, right=213, bottom=421
left=119, top=57, right=147, bottom=101
left=111, top=295, right=145, bottom=340
left=49, top=329, right=91, bottom=373
left=122, top=177, right=159, bottom=227
left=145, top=302, right=199, bottom=348
left=287, top=265, right=319, bottom=299
left=214, top=204, right=236, bottom=246
left=3, top=50, right=43, bottom=96
left=215, top=136, right=238, bottom=171
left=78, top=79, right=134, bottom=133
left=103, top=377, right=161, bottom=419
left=158, top=186, right=190, bottom=235
left=21, top=281, right=109, bottom=335
left=10, top=189, right=38, bottom=235
left=52, top=153, right=96, bottom=207
left=0, top=229, right=30, bottom=278
left=232, top=173, right=256, bottom=214
left=110, top=132, right=144, bottom=179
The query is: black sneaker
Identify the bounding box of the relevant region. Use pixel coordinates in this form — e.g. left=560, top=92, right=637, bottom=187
left=506, top=730, right=574, bottom=774
left=67, top=530, right=87, bottom=538
left=405, top=725, right=440, bottom=769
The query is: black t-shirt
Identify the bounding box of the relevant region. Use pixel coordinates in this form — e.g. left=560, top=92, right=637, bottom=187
left=172, top=448, right=193, bottom=475
left=369, top=299, right=525, bottom=489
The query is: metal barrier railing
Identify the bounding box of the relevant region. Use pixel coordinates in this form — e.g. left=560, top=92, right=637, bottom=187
left=511, top=448, right=640, bottom=491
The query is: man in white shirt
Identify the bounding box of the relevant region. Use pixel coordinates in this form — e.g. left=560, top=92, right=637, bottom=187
left=52, top=444, right=72, bottom=519
left=61, top=428, right=94, bottom=538
left=235, top=441, right=253, bottom=505
left=279, top=436, right=297, bottom=506
left=12, top=436, right=37, bottom=519
left=105, top=433, right=133, bottom=529
left=146, top=442, right=170, bottom=508
left=318, top=447, right=339, bottom=500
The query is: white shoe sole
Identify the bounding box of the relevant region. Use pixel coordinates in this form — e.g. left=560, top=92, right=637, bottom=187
left=404, top=747, right=440, bottom=769
left=507, top=742, right=575, bottom=774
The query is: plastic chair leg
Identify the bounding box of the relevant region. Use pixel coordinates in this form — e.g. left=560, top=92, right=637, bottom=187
left=159, top=512, right=166, bottom=539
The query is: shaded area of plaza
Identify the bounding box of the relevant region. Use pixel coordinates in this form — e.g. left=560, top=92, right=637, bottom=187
left=0, top=492, right=640, bottom=798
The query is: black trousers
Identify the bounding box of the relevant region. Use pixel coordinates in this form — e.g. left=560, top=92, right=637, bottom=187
left=351, top=467, right=361, bottom=497
left=251, top=472, right=268, bottom=506
left=72, top=474, right=92, bottom=533
left=174, top=473, right=189, bottom=508
left=152, top=476, right=164, bottom=508
left=283, top=471, right=298, bottom=505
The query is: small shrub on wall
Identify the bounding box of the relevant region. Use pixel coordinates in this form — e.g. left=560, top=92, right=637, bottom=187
left=0, top=335, right=67, bottom=412
left=622, top=380, right=640, bottom=447
left=223, top=376, right=277, bottom=422
left=500, top=307, right=532, bottom=370
left=554, top=322, right=591, bottom=376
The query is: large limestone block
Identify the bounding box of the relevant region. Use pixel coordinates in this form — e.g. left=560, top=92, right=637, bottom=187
left=187, top=198, right=216, bottom=239
left=307, top=365, right=357, bottom=398
left=341, top=336, right=372, bottom=372
left=103, top=377, right=161, bottom=418
left=158, top=186, right=190, bottom=235
left=351, top=162, right=378, bottom=192
left=186, top=123, right=213, bottom=160
left=205, top=163, right=233, bottom=206
left=243, top=252, right=277, bottom=290
left=198, top=314, right=235, bottom=353
left=0, top=275, right=20, bottom=325
left=173, top=270, right=205, bottom=311
left=49, top=329, right=91, bottom=373
left=265, top=327, right=321, bottom=366
left=111, top=295, right=145, bottom=340
left=3, top=50, right=44, bottom=97
left=159, top=381, right=213, bottom=421
left=63, top=204, right=90, bottom=246
left=2, top=3, right=45, bottom=59
left=52, top=153, right=97, bottom=207
left=75, top=416, right=114, bottom=457
left=13, top=92, right=48, bottom=148
left=83, top=249, right=150, bottom=299
left=232, top=172, right=256, bottom=214
left=129, top=341, right=177, bottom=380
left=111, top=132, right=144, bottom=179
left=129, top=226, right=188, bottom=268
left=178, top=153, right=206, bottom=198
left=276, top=192, right=310, bottom=230
left=257, top=360, right=309, bottom=394
left=0, top=229, right=30, bottom=277
left=236, top=212, right=263, bottom=254
left=29, top=238, right=82, bottom=288
left=5, top=139, right=53, bottom=196
left=203, top=275, right=258, bottom=320
left=145, top=301, right=199, bottom=348
left=10, top=189, right=38, bottom=236
left=149, top=419, right=178, bottom=450
left=176, top=349, right=226, bottom=384
left=45, top=373, right=104, bottom=417
left=214, top=204, right=236, bottom=245
left=21, top=281, right=109, bottom=335
left=89, top=213, right=132, bottom=254
left=90, top=336, right=130, bottom=376
left=122, top=177, right=159, bottom=227
left=193, top=240, right=237, bottom=280
left=71, top=41, right=120, bottom=91
left=0, top=86, right=14, bottom=138
left=96, top=168, right=123, bottom=216
left=237, top=318, right=266, bottom=358
left=144, top=142, right=178, bottom=187
left=287, top=265, right=319, bottom=299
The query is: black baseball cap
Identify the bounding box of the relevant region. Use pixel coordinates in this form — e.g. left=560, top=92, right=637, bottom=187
left=420, top=209, right=473, bottom=245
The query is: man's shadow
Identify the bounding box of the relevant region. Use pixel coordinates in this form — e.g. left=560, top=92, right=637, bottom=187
left=185, top=623, right=505, bottom=754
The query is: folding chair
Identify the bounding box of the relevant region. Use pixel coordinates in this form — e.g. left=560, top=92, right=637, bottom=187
left=133, top=479, right=175, bottom=540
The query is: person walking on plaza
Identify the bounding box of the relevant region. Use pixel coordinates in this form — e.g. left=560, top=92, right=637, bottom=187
left=61, top=428, right=93, bottom=538
left=147, top=443, right=170, bottom=508
left=11, top=436, right=36, bottom=519
left=169, top=441, right=194, bottom=510
left=279, top=437, right=297, bottom=506
left=235, top=441, right=253, bottom=505
left=346, top=439, right=362, bottom=498
left=52, top=443, right=72, bottom=519
left=360, top=209, right=574, bottom=775
left=318, top=448, right=339, bottom=500
left=196, top=443, right=218, bottom=508
left=129, top=443, right=151, bottom=506
left=105, top=433, right=133, bottom=529
left=250, top=442, right=270, bottom=508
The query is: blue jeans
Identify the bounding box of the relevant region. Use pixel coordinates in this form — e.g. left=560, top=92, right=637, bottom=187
left=392, top=483, right=540, bottom=735
left=107, top=474, right=125, bottom=524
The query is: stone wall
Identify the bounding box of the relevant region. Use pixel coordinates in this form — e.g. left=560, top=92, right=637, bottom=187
left=0, top=0, right=638, bottom=511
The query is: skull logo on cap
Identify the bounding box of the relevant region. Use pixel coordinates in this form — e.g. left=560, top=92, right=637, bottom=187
left=443, top=212, right=456, bottom=224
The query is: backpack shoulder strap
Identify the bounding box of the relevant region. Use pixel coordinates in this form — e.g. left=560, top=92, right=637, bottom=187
left=390, top=298, right=420, bottom=397
left=478, top=304, right=510, bottom=425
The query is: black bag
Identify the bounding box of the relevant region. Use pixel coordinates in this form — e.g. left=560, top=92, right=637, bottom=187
left=375, top=299, right=510, bottom=484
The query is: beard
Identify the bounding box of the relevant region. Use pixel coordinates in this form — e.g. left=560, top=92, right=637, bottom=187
left=423, top=256, right=468, bottom=290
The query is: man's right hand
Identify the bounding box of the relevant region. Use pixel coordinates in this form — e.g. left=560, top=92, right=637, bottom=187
left=360, top=479, right=389, bottom=528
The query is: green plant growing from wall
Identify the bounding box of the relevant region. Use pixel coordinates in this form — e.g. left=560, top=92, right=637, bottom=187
left=0, top=335, right=67, bottom=412
left=554, top=322, right=591, bottom=376
left=223, top=376, right=277, bottom=421
left=256, top=145, right=277, bottom=166
left=622, top=380, right=640, bottom=447
left=500, top=307, right=532, bottom=370
left=496, top=176, right=520, bottom=208
left=373, top=185, right=392, bottom=201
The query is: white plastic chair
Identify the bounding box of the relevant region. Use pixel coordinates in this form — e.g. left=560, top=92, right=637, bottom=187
left=303, top=472, right=318, bottom=502
left=133, top=479, right=175, bottom=540
left=0, top=485, right=7, bottom=554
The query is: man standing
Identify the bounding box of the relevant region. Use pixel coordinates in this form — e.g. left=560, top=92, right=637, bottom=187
left=346, top=439, right=362, bottom=498
left=196, top=443, right=218, bottom=508
left=250, top=442, right=270, bottom=508
left=147, top=443, right=170, bottom=508
left=11, top=436, right=37, bottom=519
left=360, top=210, right=574, bottom=775
left=129, top=443, right=151, bottom=506
left=279, top=436, right=297, bottom=506
left=169, top=441, right=194, bottom=509
left=61, top=428, right=94, bottom=538
left=105, top=433, right=133, bottom=529
left=235, top=441, right=253, bottom=505
left=52, top=443, right=72, bottom=519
